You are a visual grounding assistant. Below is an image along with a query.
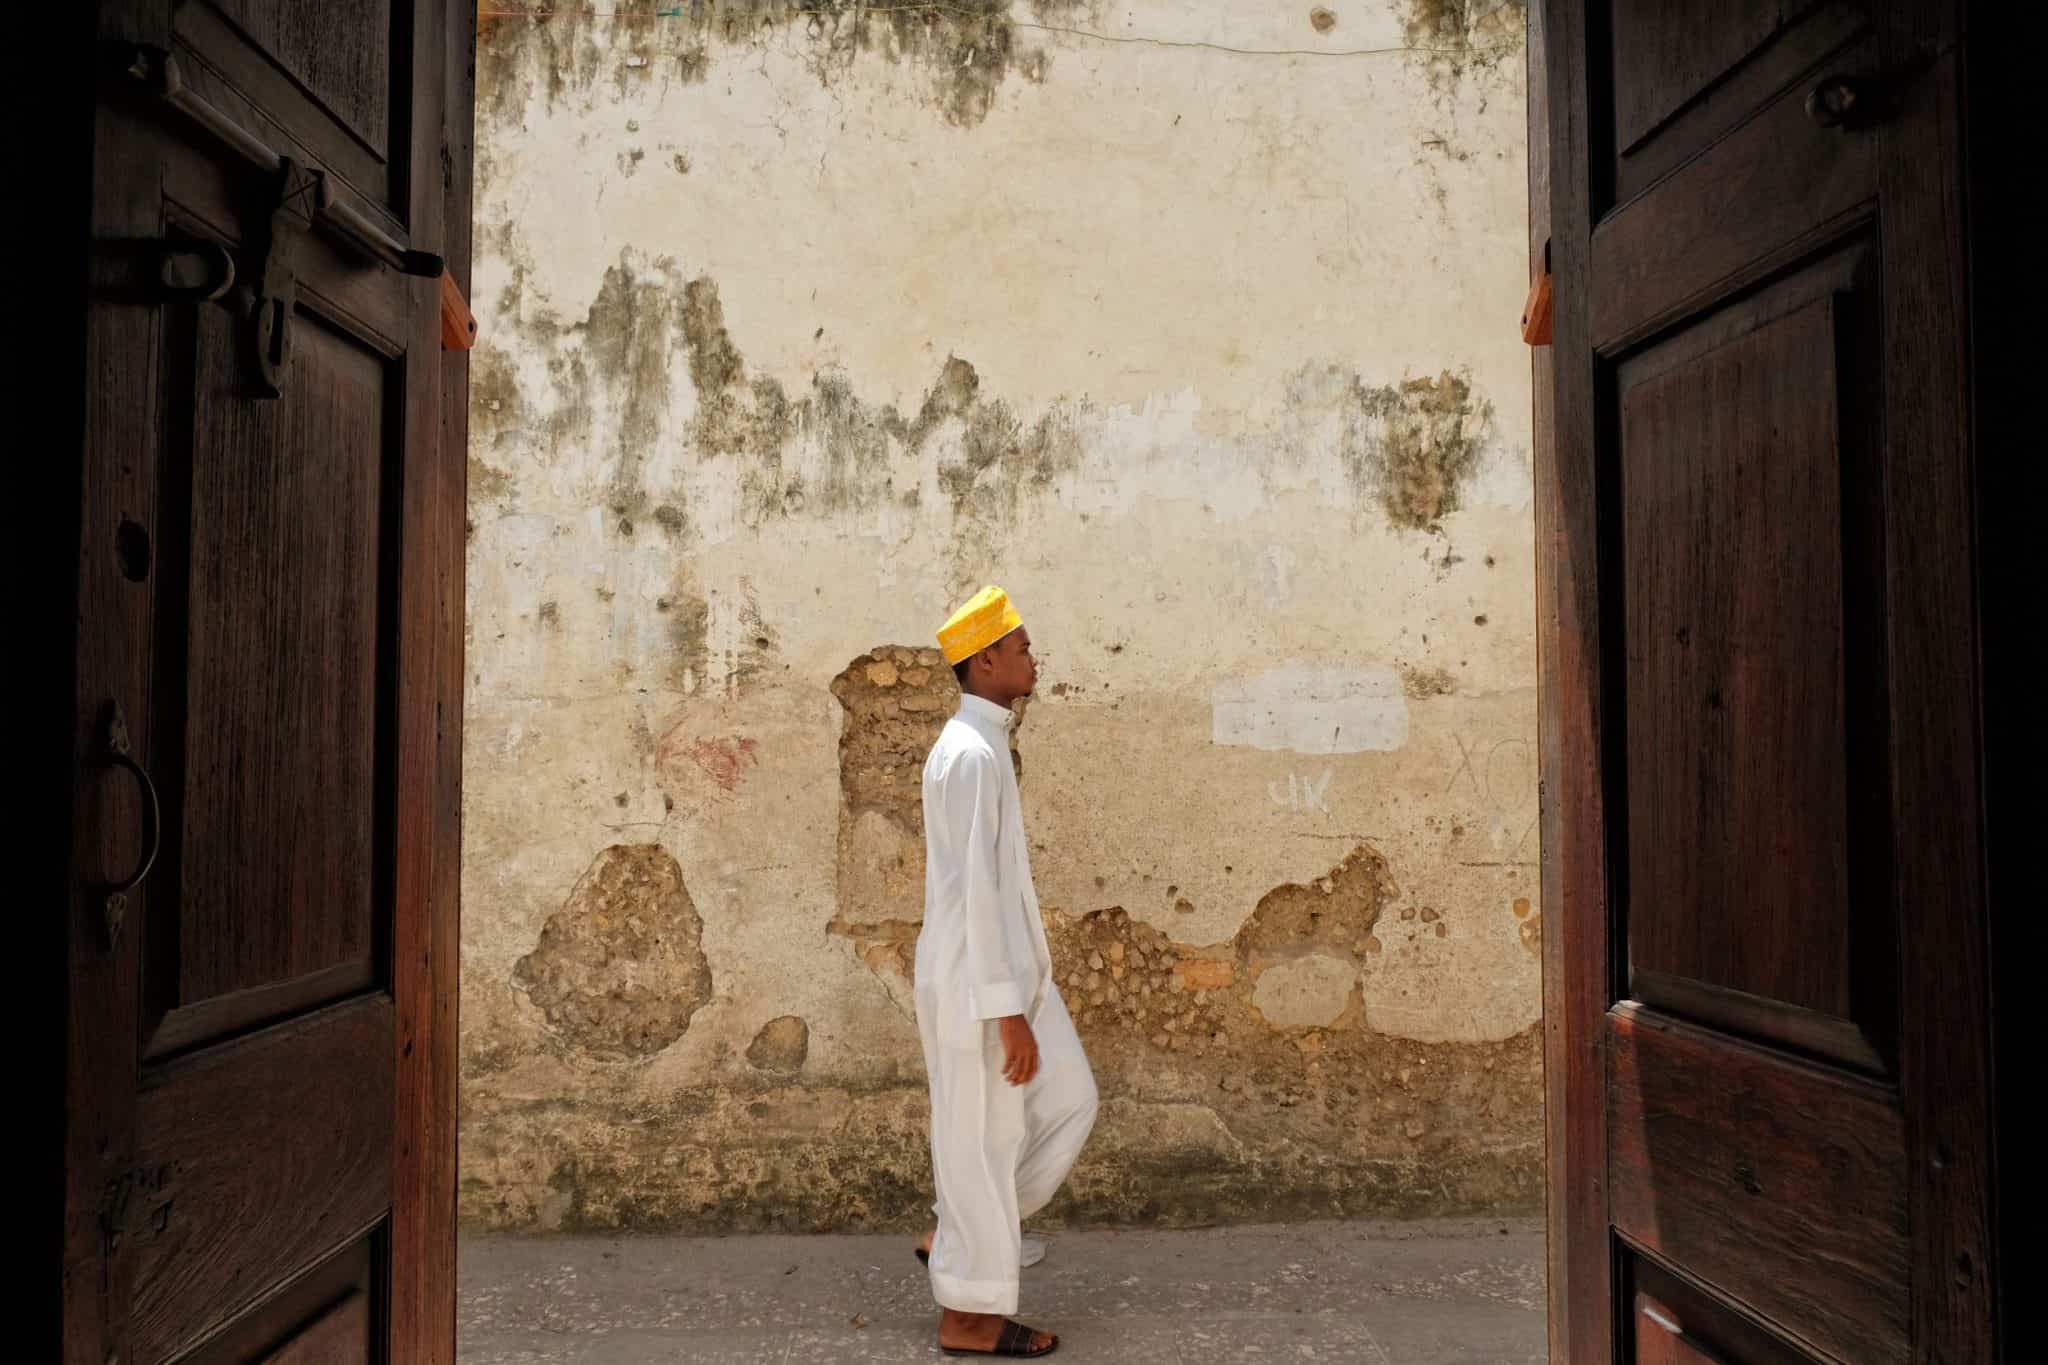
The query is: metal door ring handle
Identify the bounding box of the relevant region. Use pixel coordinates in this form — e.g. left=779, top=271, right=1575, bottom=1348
left=97, top=702, right=161, bottom=945
left=104, top=751, right=161, bottom=897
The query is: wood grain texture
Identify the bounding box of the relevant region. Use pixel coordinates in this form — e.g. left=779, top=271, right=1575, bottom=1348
left=1524, top=6, right=1572, bottom=1363
left=1609, top=0, right=1794, bottom=152
left=389, top=0, right=465, bottom=1357
left=1868, top=3, right=1998, bottom=1354
left=128, top=998, right=395, bottom=1364
left=1610, top=4, right=1868, bottom=205
left=1619, top=296, right=1849, bottom=1019
left=1537, top=3, right=1615, bottom=1360
left=205, top=0, right=394, bottom=154
left=178, top=303, right=386, bottom=1005
left=173, top=3, right=389, bottom=210
left=176, top=1237, right=376, bottom=1365
left=1590, top=36, right=1876, bottom=354
left=1608, top=1005, right=1907, bottom=1364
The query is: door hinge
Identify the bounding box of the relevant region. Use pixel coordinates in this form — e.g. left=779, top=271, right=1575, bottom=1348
left=97, top=1170, right=134, bottom=1270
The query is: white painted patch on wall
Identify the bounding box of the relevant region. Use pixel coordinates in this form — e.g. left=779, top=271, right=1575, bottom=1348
left=1210, top=665, right=1408, bottom=754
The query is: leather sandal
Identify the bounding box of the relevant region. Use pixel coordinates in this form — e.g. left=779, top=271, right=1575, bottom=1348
left=940, top=1320, right=1058, bottom=1357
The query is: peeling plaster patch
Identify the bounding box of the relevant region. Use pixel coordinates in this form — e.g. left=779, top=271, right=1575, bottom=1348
left=513, top=844, right=713, bottom=1060
left=1211, top=665, right=1408, bottom=754
left=1040, top=844, right=1397, bottom=1052
left=828, top=645, right=1028, bottom=938
left=472, top=841, right=1540, bottom=1230
left=826, top=646, right=1035, bottom=1006
left=747, top=1015, right=811, bottom=1072
left=1238, top=846, right=1396, bottom=958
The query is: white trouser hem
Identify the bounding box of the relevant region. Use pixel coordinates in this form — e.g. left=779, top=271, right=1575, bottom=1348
left=930, top=1270, right=1019, bottom=1316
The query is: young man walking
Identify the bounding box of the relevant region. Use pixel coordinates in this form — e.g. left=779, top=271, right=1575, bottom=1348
left=914, top=586, right=1098, bottom=1358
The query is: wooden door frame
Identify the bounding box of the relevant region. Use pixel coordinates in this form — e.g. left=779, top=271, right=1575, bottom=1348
left=1525, top=4, right=1619, bottom=1358
left=387, top=0, right=477, bottom=1357
left=1528, top=3, right=2013, bottom=1360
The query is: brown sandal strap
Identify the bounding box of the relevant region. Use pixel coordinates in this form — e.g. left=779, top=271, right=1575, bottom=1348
left=941, top=1320, right=1056, bottom=1358
left=997, top=1320, right=1055, bottom=1356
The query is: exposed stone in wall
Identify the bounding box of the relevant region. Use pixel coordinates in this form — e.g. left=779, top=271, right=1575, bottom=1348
left=513, top=844, right=714, bottom=1060
left=827, top=646, right=1032, bottom=971
left=747, top=1015, right=811, bottom=1072
left=817, top=700, right=1537, bottom=1169
left=796, top=831, right=1543, bottom=1227
left=1044, top=845, right=1391, bottom=1054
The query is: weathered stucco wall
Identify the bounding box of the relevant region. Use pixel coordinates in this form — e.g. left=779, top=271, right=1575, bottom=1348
left=462, top=0, right=1539, bottom=1234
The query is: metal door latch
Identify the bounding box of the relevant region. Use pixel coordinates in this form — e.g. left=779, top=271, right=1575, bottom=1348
left=250, top=157, right=314, bottom=399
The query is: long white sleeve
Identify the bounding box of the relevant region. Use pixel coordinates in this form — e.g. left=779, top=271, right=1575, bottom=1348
left=948, top=748, right=1025, bottom=1020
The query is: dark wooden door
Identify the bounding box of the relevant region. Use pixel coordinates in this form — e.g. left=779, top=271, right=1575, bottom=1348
left=63, top=2, right=471, bottom=1360
left=1537, top=2, right=1999, bottom=1362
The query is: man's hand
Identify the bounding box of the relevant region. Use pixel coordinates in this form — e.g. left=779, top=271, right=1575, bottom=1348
left=997, top=1014, right=1039, bottom=1086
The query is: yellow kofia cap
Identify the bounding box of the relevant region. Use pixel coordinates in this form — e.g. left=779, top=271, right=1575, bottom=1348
left=937, top=585, right=1023, bottom=665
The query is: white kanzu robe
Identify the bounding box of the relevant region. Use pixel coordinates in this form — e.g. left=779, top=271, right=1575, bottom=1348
left=915, top=694, right=1098, bottom=1315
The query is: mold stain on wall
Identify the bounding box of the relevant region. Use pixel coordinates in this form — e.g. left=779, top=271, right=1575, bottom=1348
left=1344, top=368, right=1498, bottom=531
left=479, top=248, right=1090, bottom=602
left=479, top=0, right=1091, bottom=129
